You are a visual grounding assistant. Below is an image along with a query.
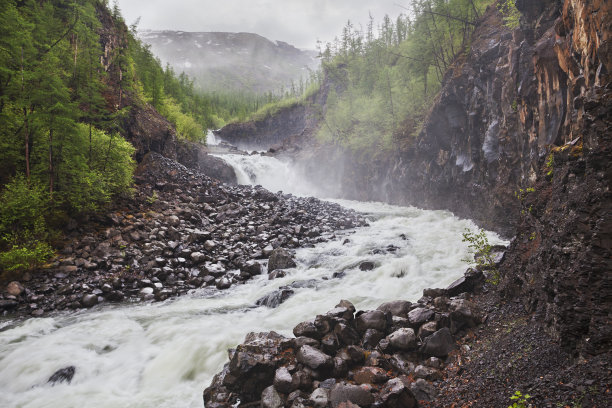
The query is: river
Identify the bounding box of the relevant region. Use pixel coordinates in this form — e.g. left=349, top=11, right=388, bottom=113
left=0, top=147, right=504, bottom=408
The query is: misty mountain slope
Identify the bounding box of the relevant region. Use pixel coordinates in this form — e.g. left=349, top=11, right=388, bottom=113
left=139, top=30, right=319, bottom=93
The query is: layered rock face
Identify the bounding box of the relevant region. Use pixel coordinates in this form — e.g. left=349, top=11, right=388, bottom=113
left=501, top=0, right=611, bottom=357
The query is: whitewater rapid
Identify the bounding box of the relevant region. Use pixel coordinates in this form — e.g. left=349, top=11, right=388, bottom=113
left=0, top=151, right=505, bottom=408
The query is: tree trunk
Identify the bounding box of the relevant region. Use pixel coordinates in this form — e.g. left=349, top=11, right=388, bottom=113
left=48, top=127, right=54, bottom=198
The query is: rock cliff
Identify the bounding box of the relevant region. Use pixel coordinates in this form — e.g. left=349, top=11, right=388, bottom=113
left=96, top=4, right=236, bottom=183
left=214, top=0, right=611, bottom=359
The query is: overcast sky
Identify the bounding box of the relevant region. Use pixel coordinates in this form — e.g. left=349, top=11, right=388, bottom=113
left=117, top=0, right=409, bottom=49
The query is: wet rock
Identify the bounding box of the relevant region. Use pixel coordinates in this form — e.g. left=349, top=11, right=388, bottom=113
left=294, top=320, right=321, bottom=339
left=256, top=288, right=294, bottom=308
left=359, top=261, right=375, bottom=271
left=81, top=294, right=98, bottom=308
left=449, top=299, right=481, bottom=332
left=407, top=307, right=434, bottom=326
left=190, top=252, right=205, bottom=263
left=6, top=281, right=24, bottom=297
left=409, top=378, right=437, bottom=402
left=334, top=323, right=360, bottom=345
left=215, top=277, right=232, bottom=290
left=420, top=327, right=455, bottom=357
left=355, top=310, right=387, bottom=333
left=362, top=328, right=385, bottom=348
left=274, top=367, right=295, bottom=394
left=0, top=299, right=19, bottom=310
left=418, top=321, right=438, bottom=338
left=414, top=365, right=443, bottom=381
left=48, top=366, right=75, bottom=385
left=377, top=300, right=412, bottom=317
left=309, top=387, right=331, bottom=408
left=330, top=382, right=374, bottom=407
left=379, top=377, right=417, bottom=408
left=387, top=328, right=417, bottom=351
left=242, top=260, right=263, bottom=276
left=296, top=345, right=333, bottom=370
left=445, top=268, right=484, bottom=297
left=261, top=385, right=283, bottom=408
left=268, top=248, right=297, bottom=270
left=389, top=354, right=416, bottom=375
left=353, top=366, right=389, bottom=384
left=336, top=300, right=356, bottom=314
left=268, top=270, right=287, bottom=280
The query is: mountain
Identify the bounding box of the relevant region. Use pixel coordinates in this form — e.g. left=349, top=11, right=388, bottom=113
left=139, top=30, right=319, bottom=94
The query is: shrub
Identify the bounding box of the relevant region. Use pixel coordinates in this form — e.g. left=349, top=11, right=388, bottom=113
left=462, top=227, right=499, bottom=284
left=0, top=174, right=48, bottom=241
left=508, top=390, right=531, bottom=408
left=0, top=240, right=54, bottom=275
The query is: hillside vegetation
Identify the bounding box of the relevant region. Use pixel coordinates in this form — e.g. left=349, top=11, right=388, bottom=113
left=0, top=0, right=264, bottom=277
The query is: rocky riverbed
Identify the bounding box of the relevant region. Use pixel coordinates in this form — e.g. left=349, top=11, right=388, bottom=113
left=0, top=153, right=365, bottom=318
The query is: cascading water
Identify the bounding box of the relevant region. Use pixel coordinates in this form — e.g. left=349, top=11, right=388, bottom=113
left=213, top=154, right=323, bottom=197
left=0, top=152, right=506, bottom=408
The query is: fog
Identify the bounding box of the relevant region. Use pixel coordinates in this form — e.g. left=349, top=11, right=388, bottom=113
left=117, top=0, right=408, bottom=49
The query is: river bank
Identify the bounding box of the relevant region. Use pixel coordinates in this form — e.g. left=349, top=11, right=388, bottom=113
left=0, top=152, right=366, bottom=320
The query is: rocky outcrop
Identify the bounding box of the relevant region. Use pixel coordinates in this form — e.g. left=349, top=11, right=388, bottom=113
left=204, top=267, right=490, bottom=407
left=500, top=0, right=612, bottom=357
left=213, top=103, right=316, bottom=152
left=176, top=141, right=237, bottom=184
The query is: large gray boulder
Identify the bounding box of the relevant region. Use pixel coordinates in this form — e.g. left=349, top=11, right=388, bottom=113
left=268, top=248, right=297, bottom=271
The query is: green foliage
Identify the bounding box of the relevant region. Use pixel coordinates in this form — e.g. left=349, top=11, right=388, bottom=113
left=514, top=187, right=535, bottom=201
left=0, top=241, right=54, bottom=274
left=313, top=0, right=492, bottom=154
left=508, top=391, right=531, bottom=408
left=146, top=190, right=158, bottom=204
left=462, top=227, right=499, bottom=284
left=498, top=0, right=521, bottom=29
left=0, top=1, right=139, bottom=274
left=546, top=153, right=554, bottom=178
left=0, top=174, right=48, bottom=241
left=158, top=97, right=206, bottom=143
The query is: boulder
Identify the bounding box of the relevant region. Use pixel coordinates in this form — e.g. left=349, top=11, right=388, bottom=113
left=261, top=385, right=283, bottom=408
left=330, top=382, right=374, bottom=407
left=420, top=327, right=455, bottom=357
left=309, top=387, right=331, bottom=408
left=294, top=320, right=321, bottom=339
left=377, top=300, right=412, bottom=317
left=273, top=367, right=295, bottom=394
left=6, top=281, right=24, bottom=297
left=387, top=328, right=417, bottom=351
left=449, top=299, right=481, bottom=332
left=81, top=294, right=99, bottom=308
left=353, top=366, right=389, bottom=385
left=355, top=310, right=387, bottom=333
left=407, top=307, right=434, bottom=326
left=296, top=345, right=333, bottom=370
left=268, top=248, right=297, bottom=271
left=445, top=268, right=484, bottom=297
left=414, top=365, right=443, bottom=381
left=359, top=261, right=375, bottom=271
left=379, top=377, right=417, bottom=408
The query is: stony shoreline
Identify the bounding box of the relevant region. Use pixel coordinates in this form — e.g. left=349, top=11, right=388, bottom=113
left=0, top=153, right=366, bottom=320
